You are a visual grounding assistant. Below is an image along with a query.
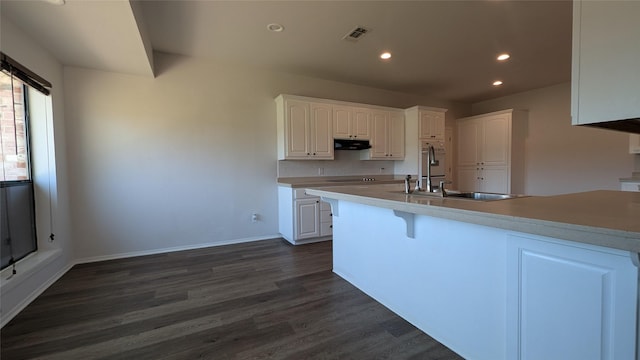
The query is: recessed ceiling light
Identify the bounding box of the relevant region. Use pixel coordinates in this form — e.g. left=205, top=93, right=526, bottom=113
left=267, top=23, right=284, bottom=32
left=380, top=52, right=392, bottom=60
left=497, top=53, right=510, bottom=61
left=493, top=80, right=503, bottom=86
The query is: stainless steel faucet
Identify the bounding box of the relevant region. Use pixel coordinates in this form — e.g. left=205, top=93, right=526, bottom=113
left=425, top=145, right=437, bottom=192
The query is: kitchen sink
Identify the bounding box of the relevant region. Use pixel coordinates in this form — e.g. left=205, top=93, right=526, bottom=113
left=406, top=190, right=526, bottom=201
left=444, top=191, right=524, bottom=201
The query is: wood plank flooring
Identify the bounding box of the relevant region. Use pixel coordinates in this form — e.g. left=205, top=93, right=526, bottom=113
left=1, top=239, right=463, bottom=359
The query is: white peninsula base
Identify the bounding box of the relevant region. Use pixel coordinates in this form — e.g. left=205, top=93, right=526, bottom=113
left=326, top=199, right=638, bottom=360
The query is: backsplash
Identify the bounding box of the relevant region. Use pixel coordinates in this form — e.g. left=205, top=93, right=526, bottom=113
left=277, top=151, right=395, bottom=177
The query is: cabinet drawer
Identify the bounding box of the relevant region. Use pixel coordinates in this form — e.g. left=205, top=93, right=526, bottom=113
left=320, top=201, right=331, bottom=211
left=294, top=188, right=319, bottom=199
left=320, top=209, right=332, bottom=223
left=320, top=221, right=333, bottom=236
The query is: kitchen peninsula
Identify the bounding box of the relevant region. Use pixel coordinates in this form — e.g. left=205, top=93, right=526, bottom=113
left=306, top=184, right=640, bottom=360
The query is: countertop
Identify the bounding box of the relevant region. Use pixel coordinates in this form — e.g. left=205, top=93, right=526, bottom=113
left=305, top=184, right=640, bottom=252
left=277, top=175, right=408, bottom=188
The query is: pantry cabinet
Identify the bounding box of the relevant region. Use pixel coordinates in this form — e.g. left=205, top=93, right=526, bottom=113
left=333, top=105, right=371, bottom=140
left=365, top=110, right=405, bottom=160
left=571, top=1, right=640, bottom=129
left=276, top=95, right=333, bottom=160
left=457, top=109, right=525, bottom=194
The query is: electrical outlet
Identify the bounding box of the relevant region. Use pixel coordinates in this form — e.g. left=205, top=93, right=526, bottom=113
left=251, top=213, right=259, bottom=223
left=318, top=167, right=324, bottom=175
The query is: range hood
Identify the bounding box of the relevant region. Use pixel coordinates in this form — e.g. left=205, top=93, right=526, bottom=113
left=334, top=139, right=371, bottom=150
left=580, top=118, right=640, bottom=134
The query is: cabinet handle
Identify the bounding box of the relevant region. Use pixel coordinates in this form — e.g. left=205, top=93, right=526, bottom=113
left=313, top=153, right=316, bottom=155
left=316, top=200, right=319, bottom=203
left=353, top=135, right=357, bottom=138
left=330, top=225, right=333, bottom=228
left=330, top=213, right=332, bottom=216
left=307, top=153, right=310, bottom=155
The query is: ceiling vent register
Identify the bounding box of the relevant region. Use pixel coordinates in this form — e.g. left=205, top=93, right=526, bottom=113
left=343, top=26, right=370, bottom=42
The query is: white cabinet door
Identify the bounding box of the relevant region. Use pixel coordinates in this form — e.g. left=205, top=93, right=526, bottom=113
left=296, top=198, right=320, bottom=239
left=333, top=106, right=352, bottom=140
left=352, top=108, right=371, bottom=140
left=419, top=111, right=445, bottom=140
left=334, top=106, right=371, bottom=140
left=367, top=110, right=404, bottom=160
left=480, top=166, right=509, bottom=193
left=388, top=111, right=405, bottom=159
left=507, top=234, right=638, bottom=360
left=310, top=103, right=333, bottom=159
left=481, top=114, right=510, bottom=166
left=571, top=1, right=640, bottom=127
left=370, top=110, right=390, bottom=159
left=285, top=100, right=310, bottom=159
left=457, top=166, right=479, bottom=191
left=457, top=118, right=480, bottom=167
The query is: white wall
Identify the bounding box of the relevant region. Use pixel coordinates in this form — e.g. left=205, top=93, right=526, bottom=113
left=0, top=17, right=73, bottom=326
left=472, top=83, right=635, bottom=195
left=64, top=52, right=465, bottom=261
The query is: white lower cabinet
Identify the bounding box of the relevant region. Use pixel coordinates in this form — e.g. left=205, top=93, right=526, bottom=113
left=507, top=234, right=638, bottom=360
left=278, top=187, right=332, bottom=245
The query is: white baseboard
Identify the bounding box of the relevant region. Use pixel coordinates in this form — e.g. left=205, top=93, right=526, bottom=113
left=0, top=261, right=74, bottom=328
left=75, top=234, right=283, bottom=264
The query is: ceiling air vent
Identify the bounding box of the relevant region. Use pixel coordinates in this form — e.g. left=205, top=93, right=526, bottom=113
left=343, top=26, right=370, bottom=42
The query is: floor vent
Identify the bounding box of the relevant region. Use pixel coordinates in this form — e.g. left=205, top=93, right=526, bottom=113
left=343, top=26, right=370, bottom=41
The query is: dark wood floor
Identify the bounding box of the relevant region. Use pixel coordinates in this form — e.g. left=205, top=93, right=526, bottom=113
left=1, top=239, right=463, bottom=359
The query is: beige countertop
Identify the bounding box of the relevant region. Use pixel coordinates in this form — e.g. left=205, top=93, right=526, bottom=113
left=277, top=175, right=408, bottom=188
left=305, top=184, right=640, bottom=253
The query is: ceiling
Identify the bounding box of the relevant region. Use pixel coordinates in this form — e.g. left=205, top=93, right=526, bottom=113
left=0, top=0, right=573, bottom=103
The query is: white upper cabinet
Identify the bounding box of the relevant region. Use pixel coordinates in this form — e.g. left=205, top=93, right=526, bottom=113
left=277, top=94, right=406, bottom=161
left=276, top=95, right=333, bottom=160
left=310, top=103, right=334, bottom=159
left=419, top=109, right=446, bottom=140
left=388, top=111, right=405, bottom=159
left=365, top=110, right=405, bottom=160
left=333, top=105, right=371, bottom=140
left=571, top=1, right=640, bottom=127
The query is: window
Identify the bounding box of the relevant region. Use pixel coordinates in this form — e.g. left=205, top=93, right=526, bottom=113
left=1, top=73, right=30, bottom=181
left=1, top=55, right=44, bottom=271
